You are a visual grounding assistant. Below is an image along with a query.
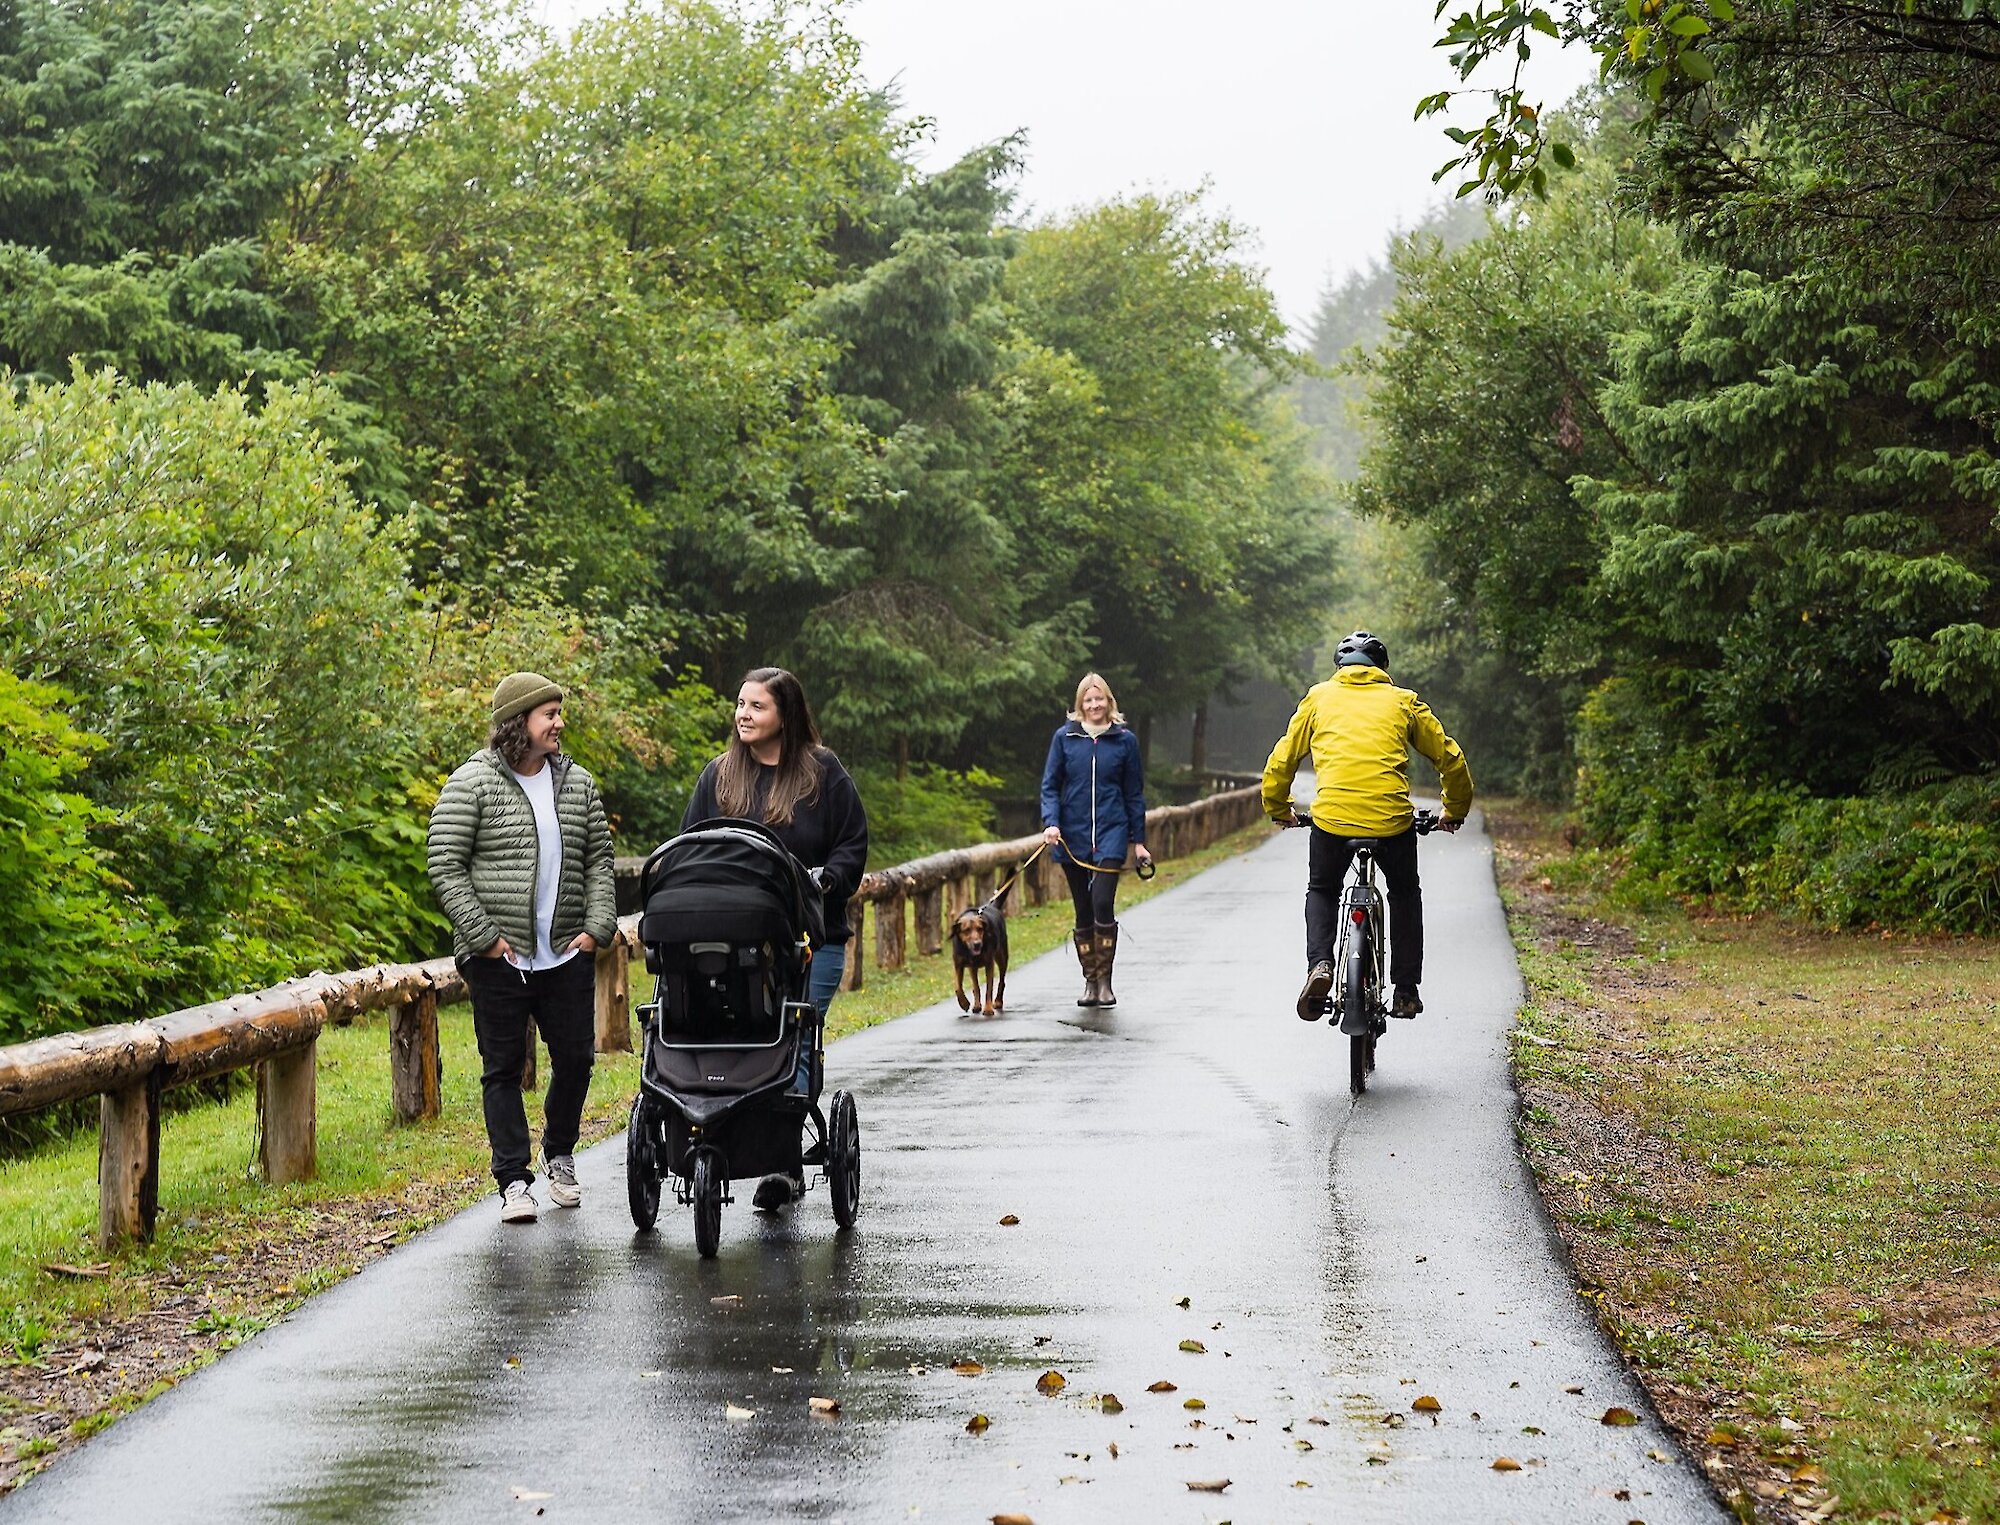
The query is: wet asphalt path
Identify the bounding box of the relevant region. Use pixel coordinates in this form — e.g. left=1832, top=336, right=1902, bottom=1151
left=9, top=810, right=1726, bottom=1524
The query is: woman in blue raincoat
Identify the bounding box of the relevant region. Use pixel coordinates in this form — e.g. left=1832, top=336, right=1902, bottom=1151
left=1040, top=672, right=1151, bottom=1008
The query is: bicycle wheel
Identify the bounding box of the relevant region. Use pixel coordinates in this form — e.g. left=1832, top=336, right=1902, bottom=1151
left=1348, top=908, right=1384, bottom=1093
left=1341, top=920, right=1374, bottom=1034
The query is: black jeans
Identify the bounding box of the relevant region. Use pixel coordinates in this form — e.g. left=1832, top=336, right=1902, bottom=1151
left=461, top=953, right=596, bottom=1188
left=1305, top=823, right=1423, bottom=988
left=1061, top=855, right=1120, bottom=930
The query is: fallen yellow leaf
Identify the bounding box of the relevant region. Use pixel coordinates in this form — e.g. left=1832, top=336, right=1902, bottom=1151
left=1183, top=1397, right=1206, bottom=1410
left=1601, top=1406, right=1640, bottom=1427
left=1036, top=1370, right=1067, bottom=1394
left=1098, top=1393, right=1123, bottom=1413
left=1413, top=1395, right=1442, bottom=1413
left=952, top=1360, right=985, bottom=1377
left=1492, top=1457, right=1522, bottom=1472
left=966, top=1413, right=991, bottom=1434
left=989, top=1515, right=1032, bottom=1525
left=1147, top=1380, right=1177, bottom=1393
left=998, top=1214, right=1020, bottom=1226
left=1179, top=1339, right=1207, bottom=1354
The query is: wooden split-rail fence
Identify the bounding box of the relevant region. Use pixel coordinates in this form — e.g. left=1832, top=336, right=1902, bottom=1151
left=0, top=786, right=1262, bottom=1250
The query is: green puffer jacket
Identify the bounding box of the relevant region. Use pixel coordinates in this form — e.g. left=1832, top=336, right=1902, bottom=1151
left=426, top=749, right=618, bottom=961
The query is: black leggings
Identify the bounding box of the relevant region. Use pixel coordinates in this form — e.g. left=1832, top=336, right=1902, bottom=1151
left=1062, top=855, right=1119, bottom=930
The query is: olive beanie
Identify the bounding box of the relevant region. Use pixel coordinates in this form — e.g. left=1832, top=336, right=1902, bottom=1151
left=490, top=671, right=563, bottom=724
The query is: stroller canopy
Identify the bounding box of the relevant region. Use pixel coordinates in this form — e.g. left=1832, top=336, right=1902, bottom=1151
left=638, top=817, right=825, bottom=954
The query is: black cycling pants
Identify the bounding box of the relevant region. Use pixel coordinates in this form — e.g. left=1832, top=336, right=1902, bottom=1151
left=1061, top=854, right=1120, bottom=930
left=1304, top=823, right=1423, bottom=988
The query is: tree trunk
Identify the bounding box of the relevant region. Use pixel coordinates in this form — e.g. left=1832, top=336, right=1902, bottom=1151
left=1190, top=700, right=1209, bottom=780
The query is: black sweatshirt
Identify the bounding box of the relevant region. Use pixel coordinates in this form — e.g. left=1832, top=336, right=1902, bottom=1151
left=681, top=749, right=870, bottom=944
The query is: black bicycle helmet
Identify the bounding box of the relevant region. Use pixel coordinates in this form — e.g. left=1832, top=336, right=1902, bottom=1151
left=1335, top=629, right=1389, bottom=671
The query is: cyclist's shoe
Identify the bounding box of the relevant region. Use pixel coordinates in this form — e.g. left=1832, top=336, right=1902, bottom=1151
left=1297, top=961, right=1335, bottom=1021
left=1390, top=984, right=1424, bottom=1020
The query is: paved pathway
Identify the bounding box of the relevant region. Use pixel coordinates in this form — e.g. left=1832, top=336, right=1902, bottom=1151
left=8, top=811, right=1726, bottom=1524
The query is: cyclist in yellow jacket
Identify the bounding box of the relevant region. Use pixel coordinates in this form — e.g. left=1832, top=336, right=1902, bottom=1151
left=1261, top=630, right=1474, bottom=1022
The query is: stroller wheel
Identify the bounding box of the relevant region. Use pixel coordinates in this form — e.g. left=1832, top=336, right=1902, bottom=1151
left=626, top=1094, right=660, bottom=1231
left=691, top=1149, right=723, bottom=1258
left=827, top=1089, right=861, bottom=1228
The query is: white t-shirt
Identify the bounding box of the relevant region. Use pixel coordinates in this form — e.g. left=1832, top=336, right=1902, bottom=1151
left=508, top=763, right=579, bottom=971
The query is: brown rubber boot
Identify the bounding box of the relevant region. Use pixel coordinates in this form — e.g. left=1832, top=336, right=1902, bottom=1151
left=1093, top=922, right=1119, bottom=1008
left=1073, top=928, right=1100, bottom=1006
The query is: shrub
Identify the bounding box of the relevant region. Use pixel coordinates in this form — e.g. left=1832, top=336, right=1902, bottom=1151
left=851, top=764, right=1000, bottom=868
left=0, top=674, right=169, bottom=1042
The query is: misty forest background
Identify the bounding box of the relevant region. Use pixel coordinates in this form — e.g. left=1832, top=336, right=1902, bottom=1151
left=2, top=0, right=1996, bottom=1047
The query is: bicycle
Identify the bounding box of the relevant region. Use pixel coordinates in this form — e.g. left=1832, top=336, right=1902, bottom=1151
left=1286, top=807, right=1440, bottom=1096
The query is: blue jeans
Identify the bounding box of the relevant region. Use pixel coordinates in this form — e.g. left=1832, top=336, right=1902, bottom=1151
left=808, top=944, right=846, bottom=1019
left=793, top=944, right=846, bottom=1094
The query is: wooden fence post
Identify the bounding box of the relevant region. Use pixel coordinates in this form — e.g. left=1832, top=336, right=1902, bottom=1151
left=1041, top=851, right=1066, bottom=904
left=98, top=1073, right=161, bottom=1249
left=521, top=1019, right=538, bottom=1092
left=840, top=897, right=865, bottom=992
left=971, top=868, right=996, bottom=906
left=948, top=875, right=974, bottom=917
left=876, top=887, right=907, bottom=972
left=257, top=1039, right=317, bottom=1185
left=595, top=940, right=632, bottom=1054
left=391, top=990, right=442, bottom=1123
left=913, top=883, right=943, bottom=956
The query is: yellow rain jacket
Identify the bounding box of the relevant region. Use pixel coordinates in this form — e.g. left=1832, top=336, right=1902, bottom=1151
left=1261, top=666, right=1473, bottom=836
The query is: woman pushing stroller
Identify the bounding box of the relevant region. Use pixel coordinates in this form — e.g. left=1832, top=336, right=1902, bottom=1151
left=681, top=667, right=868, bottom=1210
left=1041, top=672, right=1151, bottom=1008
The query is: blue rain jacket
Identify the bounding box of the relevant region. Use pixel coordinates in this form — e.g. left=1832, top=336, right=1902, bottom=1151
left=1039, top=722, right=1147, bottom=865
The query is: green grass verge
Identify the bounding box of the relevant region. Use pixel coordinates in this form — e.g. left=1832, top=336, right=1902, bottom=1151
left=1492, top=801, right=2000, bottom=1524
left=0, top=819, right=1268, bottom=1487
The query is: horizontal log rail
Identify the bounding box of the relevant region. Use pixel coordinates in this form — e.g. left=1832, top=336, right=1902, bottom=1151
left=2, top=785, right=1262, bottom=1250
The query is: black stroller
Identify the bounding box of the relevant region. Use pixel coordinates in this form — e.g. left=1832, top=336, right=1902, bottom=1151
left=625, top=818, right=862, bottom=1256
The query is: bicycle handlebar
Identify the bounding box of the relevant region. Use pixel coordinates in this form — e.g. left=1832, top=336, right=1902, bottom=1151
left=1278, top=806, right=1447, bottom=835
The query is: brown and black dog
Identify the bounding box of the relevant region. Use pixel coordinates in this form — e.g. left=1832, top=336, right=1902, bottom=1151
left=950, top=900, right=1009, bottom=1016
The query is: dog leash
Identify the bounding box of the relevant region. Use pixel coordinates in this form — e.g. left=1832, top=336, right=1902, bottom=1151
left=976, top=834, right=1157, bottom=915
left=982, top=841, right=1050, bottom=909
left=1054, top=831, right=1156, bottom=880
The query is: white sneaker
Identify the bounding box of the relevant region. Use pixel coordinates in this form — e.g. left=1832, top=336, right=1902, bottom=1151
left=545, top=1154, right=581, bottom=1209
left=500, top=1179, right=539, bottom=1223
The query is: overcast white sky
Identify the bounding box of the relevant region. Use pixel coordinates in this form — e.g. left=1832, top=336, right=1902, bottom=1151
left=535, top=1, right=1598, bottom=335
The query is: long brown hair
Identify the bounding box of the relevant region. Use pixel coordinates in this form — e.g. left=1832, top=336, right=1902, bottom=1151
left=715, top=667, right=824, bottom=827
